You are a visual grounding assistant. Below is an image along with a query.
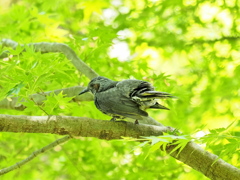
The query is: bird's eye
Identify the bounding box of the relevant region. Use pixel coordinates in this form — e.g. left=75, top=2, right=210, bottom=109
left=90, top=83, right=100, bottom=91
left=93, top=84, right=100, bottom=90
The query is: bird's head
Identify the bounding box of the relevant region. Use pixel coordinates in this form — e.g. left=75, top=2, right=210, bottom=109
left=79, top=76, right=117, bottom=95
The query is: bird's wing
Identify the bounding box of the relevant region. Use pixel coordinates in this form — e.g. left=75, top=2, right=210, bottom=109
left=95, top=88, right=148, bottom=120
left=116, top=79, right=175, bottom=110
left=116, top=79, right=154, bottom=97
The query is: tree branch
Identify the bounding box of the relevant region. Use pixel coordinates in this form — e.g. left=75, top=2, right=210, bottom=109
left=0, top=114, right=170, bottom=137
left=0, top=114, right=239, bottom=179
left=0, top=86, right=93, bottom=110
left=0, top=135, right=72, bottom=175
left=0, top=39, right=99, bottom=79
left=187, top=36, right=240, bottom=46
left=167, top=142, right=240, bottom=180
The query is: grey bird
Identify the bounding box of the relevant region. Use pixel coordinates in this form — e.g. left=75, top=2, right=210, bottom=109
left=79, top=76, right=175, bottom=125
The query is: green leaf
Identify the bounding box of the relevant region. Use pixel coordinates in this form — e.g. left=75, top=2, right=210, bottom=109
left=169, top=139, right=189, bottom=156
left=6, top=82, right=25, bottom=97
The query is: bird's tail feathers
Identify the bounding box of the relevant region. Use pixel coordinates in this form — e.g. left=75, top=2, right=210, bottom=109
left=139, top=91, right=176, bottom=99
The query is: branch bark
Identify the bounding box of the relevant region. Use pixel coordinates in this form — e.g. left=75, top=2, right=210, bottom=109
left=167, top=142, right=240, bottom=180
left=0, top=114, right=170, bottom=138
left=0, top=114, right=239, bottom=180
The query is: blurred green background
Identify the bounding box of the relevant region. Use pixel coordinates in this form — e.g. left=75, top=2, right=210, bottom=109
left=0, top=0, right=239, bottom=179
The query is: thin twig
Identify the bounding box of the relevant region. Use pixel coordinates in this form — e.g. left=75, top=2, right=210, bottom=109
left=30, top=97, right=49, bottom=115
left=0, top=135, right=72, bottom=175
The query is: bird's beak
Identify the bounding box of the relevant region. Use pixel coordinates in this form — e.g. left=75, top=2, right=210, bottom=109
left=79, top=88, right=89, bottom=95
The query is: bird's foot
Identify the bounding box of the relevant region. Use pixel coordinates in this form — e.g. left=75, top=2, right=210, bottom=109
left=110, top=117, right=127, bottom=123
left=110, top=117, right=116, bottom=121
left=135, top=120, right=139, bottom=125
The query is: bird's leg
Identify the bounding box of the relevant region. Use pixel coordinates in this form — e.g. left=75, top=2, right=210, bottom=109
left=135, top=119, right=139, bottom=124
left=110, top=117, right=116, bottom=121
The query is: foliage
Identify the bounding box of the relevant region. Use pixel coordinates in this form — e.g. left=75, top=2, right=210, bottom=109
left=0, top=0, right=240, bottom=179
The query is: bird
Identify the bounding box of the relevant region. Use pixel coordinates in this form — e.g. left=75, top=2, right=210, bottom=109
left=79, top=76, right=175, bottom=125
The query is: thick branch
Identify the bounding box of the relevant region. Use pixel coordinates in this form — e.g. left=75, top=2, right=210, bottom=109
left=0, top=39, right=99, bottom=79
left=167, top=142, right=240, bottom=180
left=0, top=114, right=170, bottom=138
left=0, top=114, right=239, bottom=179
